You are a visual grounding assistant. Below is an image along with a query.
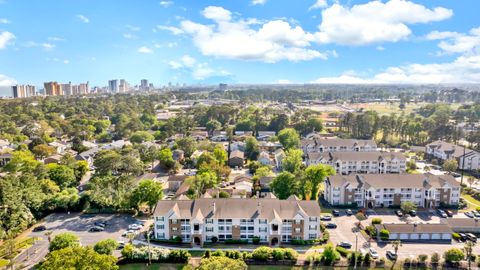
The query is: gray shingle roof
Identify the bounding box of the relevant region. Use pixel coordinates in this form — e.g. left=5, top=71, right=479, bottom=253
left=327, top=173, right=459, bottom=189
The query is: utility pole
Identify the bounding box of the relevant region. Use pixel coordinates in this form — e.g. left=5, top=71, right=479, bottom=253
left=461, top=144, right=466, bottom=186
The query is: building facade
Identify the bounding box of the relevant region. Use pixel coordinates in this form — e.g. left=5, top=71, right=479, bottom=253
left=324, top=174, right=460, bottom=208
left=153, top=197, right=321, bottom=246
left=307, top=151, right=406, bottom=174
left=426, top=140, right=480, bottom=171
left=302, top=138, right=377, bottom=154
left=44, top=81, right=61, bottom=96
left=12, top=84, right=36, bottom=98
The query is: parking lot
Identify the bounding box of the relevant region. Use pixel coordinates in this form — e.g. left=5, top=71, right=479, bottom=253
left=22, top=213, right=149, bottom=267
left=324, top=209, right=480, bottom=259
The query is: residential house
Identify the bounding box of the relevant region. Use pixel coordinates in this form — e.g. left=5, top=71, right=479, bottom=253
left=48, top=141, right=69, bottom=154
left=324, top=173, right=460, bottom=208
left=257, top=151, right=272, bottom=166
left=0, top=153, right=12, bottom=167
left=274, top=149, right=286, bottom=170
left=307, top=151, right=406, bottom=174
left=172, top=150, right=185, bottom=162
left=257, top=131, right=276, bottom=141
left=301, top=138, right=377, bottom=154
left=229, top=150, right=245, bottom=168
left=152, top=196, right=321, bottom=246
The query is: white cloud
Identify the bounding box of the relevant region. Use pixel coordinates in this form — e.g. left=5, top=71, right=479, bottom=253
left=48, top=36, right=65, bottom=41
left=0, top=74, right=16, bottom=86
left=126, top=24, right=141, bottom=31
left=0, top=18, right=10, bottom=24
left=376, top=45, right=385, bottom=51
left=137, top=46, right=153, bottom=53
left=276, top=79, right=293, bottom=84
left=426, top=27, right=480, bottom=54
left=157, top=25, right=184, bottom=35
left=169, top=55, right=229, bottom=80
left=315, top=0, right=453, bottom=45
left=0, top=31, right=14, bottom=49
left=76, top=14, right=90, bottom=23
left=309, top=0, right=327, bottom=10
left=251, top=0, right=267, bottom=5
left=42, top=43, right=55, bottom=50
left=312, top=54, right=480, bottom=84
left=123, top=33, right=136, bottom=39
left=179, top=6, right=327, bottom=63
left=159, top=1, right=173, bottom=8
left=63, top=59, right=70, bottom=64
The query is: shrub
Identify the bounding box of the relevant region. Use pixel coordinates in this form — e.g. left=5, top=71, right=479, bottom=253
left=335, top=246, right=349, bottom=257
left=197, top=256, right=247, bottom=270
left=348, top=252, right=363, bottom=266
left=380, top=229, right=390, bottom=241
left=321, top=244, right=340, bottom=266
left=418, top=254, right=428, bottom=263
left=365, top=225, right=376, bottom=237
left=173, top=236, right=182, bottom=243
left=444, top=248, right=465, bottom=264
left=371, top=218, right=382, bottom=225
left=283, top=248, right=298, bottom=260
left=203, top=250, right=211, bottom=258
left=321, top=231, right=330, bottom=243
left=169, top=249, right=191, bottom=263
left=272, top=249, right=285, bottom=260
left=363, top=252, right=371, bottom=264
left=252, top=236, right=260, bottom=244
left=212, top=250, right=225, bottom=257
left=431, top=252, right=440, bottom=264
left=225, top=239, right=248, bottom=245
left=252, top=246, right=272, bottom=261
left=355, top=212, right=367, bottom=221
left=93, top=239, right=118, bottom=255
left=211, top=236, right=218, bottom=243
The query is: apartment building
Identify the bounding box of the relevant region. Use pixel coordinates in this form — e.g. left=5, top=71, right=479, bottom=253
left=153, top=196, right=321, bottom=246
left=307, top=151, right=406, bottom=174
left=324, top=174, right=460, bottom=208
left=426, top=140, right=480, bottom=170
left=301, top=138, right=377, bottom=154
left=12, top=84, right=36, bottom=98
left=44, top=81, right=61, bottom=96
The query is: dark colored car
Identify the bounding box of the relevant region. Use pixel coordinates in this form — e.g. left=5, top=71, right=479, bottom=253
left=94, top=221, right=107, bottom=227
left=332, top=210, right=340, bottom=217
left=409, top=210, right=417, bottom=217
left=338, top=242, right=352, bottom=249
left=459, top=233, right=467, bottom=242
left=386, top=250, right=397, bottom=260
left=89, top=226, right=105, bottom=232
left=466, top=233, right=477, bottom=242
left=33, top=225, right=47, bottom=232
left=445, top=210, right=453, bottom=217
left=346, top=209, right=353, bottom=216
left=325, top=223, right=337, bottom=229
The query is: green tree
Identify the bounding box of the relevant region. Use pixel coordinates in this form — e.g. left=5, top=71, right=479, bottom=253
left=130, top=179, right=163, bottom=213
left=322, top=244, right=339, bottom=266
left=206, top=120, right=222, bottom=135
left=282, top=149, right=303, bottom=174
left=49, top=232, right=80, bottom=252
left=176, top=137, right=197, bottom=157
left=301, top=164, right=335, bottom=200
left=74, top=160, right=89, bottom=182
left=3, top=150, right=41, bottom=173
left=39, top=247, right=118, bottom=270
left=87, top=174, right=134, bottom=209
left=443, top=248, right=464, bottom=264
left=197, top=256, right=247, bottom=270
left=278, top=128, right=300, bottom=150
left=391, top=240, right=402, bottom=263
left=130, top=131, right=154, bottom=144
left=50, top=188, right=80, bottom=211
left=270, top=172, right=298, bottom=199
left=400, top=201, right=417, bottom=214
left=464, top=240, right=475, bottom=270
left=93, top=239, right=118, bottom=255
left=213, top=144, right=227, bottom=165
left=244, top=136, right=260, bottom=160
left=32, top=144, right=56, bottom=159
left=158, top=148, right=175, bottom=171
left=187, top=171, right=218, bottom=198
left=443, top=159, right=458, bottom=173
left=47, top=164, right=77, bottom=189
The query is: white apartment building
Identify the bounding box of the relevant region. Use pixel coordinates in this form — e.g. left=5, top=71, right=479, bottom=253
left=301, top=138, right=377, bottom=154
left=324, top=174, right=460, bottom=208
left=426, top=140, right=480, bottom=171
left=153, top=196, right=321, bottom=246
left=307, top=151, right=406, bottom=174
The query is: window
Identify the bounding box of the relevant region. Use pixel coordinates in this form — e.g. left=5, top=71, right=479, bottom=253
left=171, top=219, right=178, bottom=224
left=205, top=219, right=213, bottom=224
left=295, top=228, right=301, bottom=233
left=156, top=216, right=164, bottom=222
left=259, top=219, right=267, bottom=224
left=272, top=224, right=278, bottom=231
left=156, top=233, right=165, bottom=239
left=309, top=217, right=317, bottom=222
left=309, top=234, right=317, bottom=240
left=157, top=225, right=164, bottom=230
left=194, top=224, right=200, bottom=231
left=294, top=220, right=301, bottom=225
left=172, top=227, right=178, bottom=231
left=205, top=227, right=214, bottom=232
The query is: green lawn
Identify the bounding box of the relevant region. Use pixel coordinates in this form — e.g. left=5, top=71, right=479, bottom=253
left=462, top=194, right=480, bottom=210
left=0, top=259, right=9, bottom=268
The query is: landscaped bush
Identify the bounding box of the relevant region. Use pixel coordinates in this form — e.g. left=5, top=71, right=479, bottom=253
left=363, top=252, right=371, bottom=264
left=431, top=252, right=440, bottom=265
left=371, top=218, right=382, bottom=225
left=251, top=247, right=272, bottom=261
left=272, top=249, right=285, bottom=260
left=252, top=236, right=260, bottom=244
left=418, top=254, right=428, bottom=263
left=380, top=229, right=390, bottom=241
left=168, top=250, right=191, bottom=263
left=348, top=252, right=363, bottom=266
left=335, top=246, right=350, bottom=257
left=121, top=244, right=190, bottom=263
left=225, top=239, right=248, bottom=244
left=282, top=248, right=298, bottom=260
left=173, top=236, right=182, bottom=242
left=290, top=239, right=320, bottom=245
left=211, top=250, right=225, bottom=257
left=365, top=225, right=376, bottom=237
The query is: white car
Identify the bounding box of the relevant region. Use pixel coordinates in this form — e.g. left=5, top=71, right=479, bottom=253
left=369, top=248, right=379, bottom=259
left=128, top=224, right=142, bottom=230
left=122, top=230, right=135, bottom=236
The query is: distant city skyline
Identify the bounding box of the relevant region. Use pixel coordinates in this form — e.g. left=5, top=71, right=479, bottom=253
left=1, top=0, right=480, bottom=89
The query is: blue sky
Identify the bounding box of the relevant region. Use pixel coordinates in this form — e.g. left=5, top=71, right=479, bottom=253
left=1, top=0, right=480, bottom=88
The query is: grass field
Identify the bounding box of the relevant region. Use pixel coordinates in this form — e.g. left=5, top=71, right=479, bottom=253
left=462, top=194, right=480, bottom=211
left=119, top=263, right=185, bottom=270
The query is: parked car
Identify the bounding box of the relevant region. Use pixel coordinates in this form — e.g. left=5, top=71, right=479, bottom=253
left=338, top=242, right=352, bottom=249
left=325, top=223, right=337, bottom=229
left=33, top=225, right=47, bottom=232
left=459, top=233, right=467, bottom=242
left=473, top=211, right=480, bottom=218
left=437, top=209, right=448, bottom=218
left=89, top=226, right=105, bottom=232
left=465, top=211, right=474, bottom=218
left=395, top=210, right=403, bottom=217
left=386, top=250, right=397, bottom=260
left=466, top=233, right=477, bottom=242
left=332, top=210, right=340, bottom=217
left=117, top=241, right=125, bottom=249
left=94, top=221, right=107, bottom=227
left=321, top=215, right=332, bottom=221
left=444, top=210, right=453, bottom=217
left=409, top=210, right=417, bottom=217
left=369, top=248, right=379, bottom=259
left=122, top=230, right=135, bottom=237
left=345, top=209, right=353, bottom=216
left=128, top=224, right=142, bottom=230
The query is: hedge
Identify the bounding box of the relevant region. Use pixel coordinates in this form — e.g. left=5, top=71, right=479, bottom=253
left=225, top=239, right=249, bottom=244
left=335, top=246, right=350, bottom=257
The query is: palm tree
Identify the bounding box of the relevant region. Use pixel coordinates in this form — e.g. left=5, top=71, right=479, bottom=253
left=464, top=240, right=475, bottom=270
left=391, top=240, right=402, bottom=268
left=45, top=231, right=53, bottom=243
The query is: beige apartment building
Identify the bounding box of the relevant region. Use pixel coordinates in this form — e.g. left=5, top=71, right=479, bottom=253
left=153, top=196, right=321, bottom=246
